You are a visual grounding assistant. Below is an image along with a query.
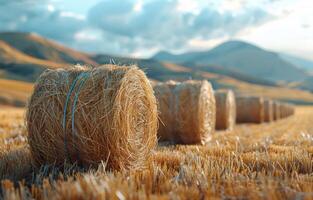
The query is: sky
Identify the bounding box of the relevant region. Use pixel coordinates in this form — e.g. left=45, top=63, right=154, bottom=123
left=0, top=0, right=312, bottom=60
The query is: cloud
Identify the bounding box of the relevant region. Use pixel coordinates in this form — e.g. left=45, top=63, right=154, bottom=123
left=87, top=0, right=272, bottom=55
left=0, top=0, right=86, bottom=44
left=0, top=0, right=273, bottom=56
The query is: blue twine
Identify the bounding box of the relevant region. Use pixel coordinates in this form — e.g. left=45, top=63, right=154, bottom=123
left=71, top=73, right=90, bottom=137
left=62, top=72, right=90, bottom=162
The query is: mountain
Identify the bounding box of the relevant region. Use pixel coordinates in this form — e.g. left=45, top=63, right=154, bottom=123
left=2, top=32, right=313, bottom=107
left=0, top=32, right=98, bottom=66
left=0, top=40, right=67, bottom=82
left=153, top=40, right=308, bottom=83
left=280, top=53, right=313, bottom=73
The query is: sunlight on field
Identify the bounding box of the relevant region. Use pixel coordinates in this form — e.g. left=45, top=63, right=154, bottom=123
left=0, top=107, right=313, bottom=199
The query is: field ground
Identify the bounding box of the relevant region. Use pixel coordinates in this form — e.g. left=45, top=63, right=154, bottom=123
left=0, top=107, right=313, bottom=199
left=0, top=79, right=33, bottom=107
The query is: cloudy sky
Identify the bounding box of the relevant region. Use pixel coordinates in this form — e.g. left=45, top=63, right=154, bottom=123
left=0, top=0, right=312, bottom=60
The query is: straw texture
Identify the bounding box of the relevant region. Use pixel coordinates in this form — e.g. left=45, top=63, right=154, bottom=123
left=273, top=101, right=281, bottom=121
left=214, top=90, right=236, bottom=130
left=154, top=80, right=215, bottom=144
left=26, top=65, right=158, bottom=170
left=236, top=96, right=264, bottom=124
left=264, top=99, right=274, bottom=122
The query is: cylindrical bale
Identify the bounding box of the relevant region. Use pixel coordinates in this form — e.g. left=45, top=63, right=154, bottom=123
left=235, top=96, right=264, bottom=124
left=26, top=65, right=158, bottom=170
left=273, top=101, right=281, bottom=121
left=264, top=99, right=274, bottom=122
left=281, top=103, right=295, bottom=118
left=214, top=90, right=236, bottom=130
left=289, top=104, right=295, bottom=116
left=279, top=103, right=288, bottom=119
left=154, top=80, right=215, bottom=144
left=287, top=104, right=295, bottom=117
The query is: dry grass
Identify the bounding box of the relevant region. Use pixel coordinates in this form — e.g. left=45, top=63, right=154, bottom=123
left=154, top=80, right=215, bottom=144
left=26, top=65, right=158, bottom=170
left=0, top=79, right=33, bottom=107
left=0, top=107, right=313, bottom=199
left=264, top=99, right=274, bottom=122
left=215, top=90, right=236, bottom=130
left=236, top=96, right=264, bottom=124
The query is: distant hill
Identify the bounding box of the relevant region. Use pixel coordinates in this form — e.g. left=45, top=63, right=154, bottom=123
left=1, top=32, right=313, bottom=107
left=280, top=53, right=313, bottom=73
left=0, top=32, right=97, bottom=66
left=0, top=40, right=66, bottom=82
left=153, top=40, right=308, bottom=82
left=296, top=76, right=313, bottom=92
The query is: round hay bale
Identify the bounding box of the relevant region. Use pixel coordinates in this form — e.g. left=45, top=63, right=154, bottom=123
left=279, top=103, right=295, bottom=118
left=214, top=90, right=236, bottom=130
left=26, top=65, right=158, bottom=170
left=279, top=103, right=288, bottom=119
left=235, top=96, right=264, bottom=124
left=273, top=101, right=281, bottom=121
left=154, top=80, right=215, bottom=144
left=289, top=104, right=295, bottom=116
left=264, top=99, right=274, bottom=122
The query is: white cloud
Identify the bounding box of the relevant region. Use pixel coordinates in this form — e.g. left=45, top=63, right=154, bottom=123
left=86, top=0, right=271, bottom=56
left=236, top=0, right=313, bottom=60
left=1, top=0, right=311, bottom=59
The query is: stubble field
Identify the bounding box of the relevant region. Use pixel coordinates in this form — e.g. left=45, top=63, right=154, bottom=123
left=0, top=106, right=312, bottom=199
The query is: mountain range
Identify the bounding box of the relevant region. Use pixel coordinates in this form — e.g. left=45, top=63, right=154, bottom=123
left=153, top=40, right=312, bottom=83
left=1, top=32, right=313, bottom=107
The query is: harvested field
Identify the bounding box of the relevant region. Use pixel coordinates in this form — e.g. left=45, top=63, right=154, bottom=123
left=0, top=106, right=313, bottom=199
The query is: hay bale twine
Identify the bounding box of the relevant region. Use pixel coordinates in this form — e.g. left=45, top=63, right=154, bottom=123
left=214, top=90, right=236, bottom=130
left=154, top=80, right=215, bottom=144
left=264, top=99, right=274, bottom=122
left=236, top=96, right=264, bottom=123
left=26, top=65, right=158, bottom=170
left=273, top=101, right=281, bottom=121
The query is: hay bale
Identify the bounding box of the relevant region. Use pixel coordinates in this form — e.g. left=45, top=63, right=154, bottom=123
left=264, top=99, right=274, bottom=122
left=154, top=80, right=215, bottom=144
left=289, top=104, right=295, bottom=116
left=279, top=103, right=286, bottom=119
left=273, top=101, right=281, bottom=121
left=279, top=103, right=295, bottom=118
left=26, top=65, right=158, bottom=170
left=214, top=90, right=236, bottom=130
left=236, top=96, right=264, bottom=123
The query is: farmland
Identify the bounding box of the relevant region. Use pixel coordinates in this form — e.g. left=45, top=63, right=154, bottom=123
left=0, top=106, right=312, bottom=199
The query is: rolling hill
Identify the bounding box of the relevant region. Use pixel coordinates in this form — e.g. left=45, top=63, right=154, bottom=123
left=280, top=53, right=313, bottom=73
left=0, top=32, right=98, bottom=66
left=1, top=32, right=313, bottom=107
left=0, top=40, right=67, bottom=82
left=153, top=40, right=308, bottom=83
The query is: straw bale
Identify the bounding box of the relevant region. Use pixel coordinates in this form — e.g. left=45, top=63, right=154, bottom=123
left=214, top=90, right=236, bottom=130
left=154, top=80, right=215, bottom=144
left=264, top=99, right=274, bottom=122
left=236, top=96, right=264, bottom=123
left=27, top=65, right=158, bottom=170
